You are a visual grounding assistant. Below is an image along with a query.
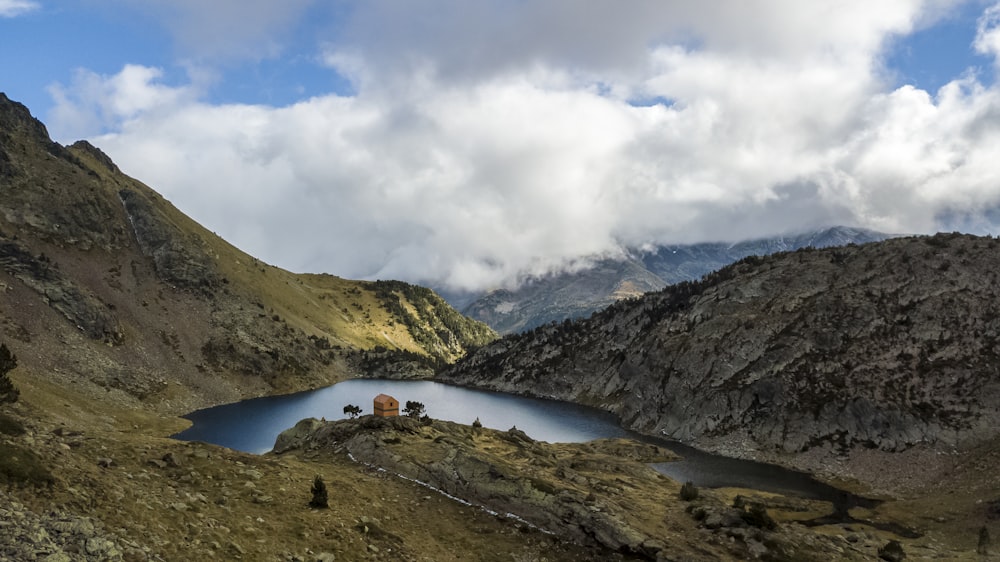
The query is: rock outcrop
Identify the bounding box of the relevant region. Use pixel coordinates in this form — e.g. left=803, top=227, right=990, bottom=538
left=118, top=188, right=223, bottom=296
left=0, top=239, right=123, bottom=344
left=275, top=415, right=921, bottom=560
left=441, top=234, right=1000, bottom=465
left=278, top=416, right=678, bottom=556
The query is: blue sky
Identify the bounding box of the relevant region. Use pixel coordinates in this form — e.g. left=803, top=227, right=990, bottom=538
left=3, top=2, right=994, bottom=115
left=887, top=1, right=995, bottom=89
left=1, top=2, right=343, bottom=115
left=2, top=1, right=1000, bottom=291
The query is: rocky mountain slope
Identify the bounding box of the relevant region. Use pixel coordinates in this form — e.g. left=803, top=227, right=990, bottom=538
left=0, top=92, right=494, bottom=414
left=440, top=233, right=1000, bottom=483
left=460, top=226, right=891, bottom=334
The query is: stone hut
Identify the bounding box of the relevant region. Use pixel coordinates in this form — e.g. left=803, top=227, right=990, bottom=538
left=373, top=394, right=399, bottom=417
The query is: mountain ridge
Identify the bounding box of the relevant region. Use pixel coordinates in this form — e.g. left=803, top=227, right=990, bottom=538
left=459, top=226, right=894, bottom=334
left=0, top=91, right=495, bottom=413
left=440, top=233, right=1000, bottom=491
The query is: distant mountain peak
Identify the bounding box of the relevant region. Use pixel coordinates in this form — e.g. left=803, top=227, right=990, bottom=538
left=458, top=226, right=895, bottom=334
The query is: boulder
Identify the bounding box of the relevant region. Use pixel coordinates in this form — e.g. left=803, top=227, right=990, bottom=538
left=273, top=418, right=325, bottom=453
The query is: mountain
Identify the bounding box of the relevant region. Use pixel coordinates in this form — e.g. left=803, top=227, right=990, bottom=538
left=0, top=92, right=494, bottom=414
left=640, top=226, right=893, bottom=285
left=0, top=94, right=988, bottom=561
left=461, top=256, right=666, bottom=334
left=460, top=226, right=893, bottom=334
left=440, top=233, right=1000, bottom=486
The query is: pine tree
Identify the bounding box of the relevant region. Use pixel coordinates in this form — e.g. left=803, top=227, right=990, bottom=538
left=309, top=475, right=329, bottom=509
left=0, top=344, right=18, bottom=404
left=403, top=400, right=425, bottom=418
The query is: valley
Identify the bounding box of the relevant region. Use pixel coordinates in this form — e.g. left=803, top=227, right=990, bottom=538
left=1, top=91, right=998, bottom=560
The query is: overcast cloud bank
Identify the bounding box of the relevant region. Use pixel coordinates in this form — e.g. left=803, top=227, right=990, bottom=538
left=46, top=0, right=1000, bottom=292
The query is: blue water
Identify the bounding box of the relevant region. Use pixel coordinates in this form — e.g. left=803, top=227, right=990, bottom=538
left=173, top=379, right=631, bottom=454
left=172, top=378, right=863, bottom=505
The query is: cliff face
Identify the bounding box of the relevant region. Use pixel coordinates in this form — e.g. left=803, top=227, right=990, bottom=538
left=441, top=234, right=1000, bottom=459
left=0, top=93, right=494, bottom=412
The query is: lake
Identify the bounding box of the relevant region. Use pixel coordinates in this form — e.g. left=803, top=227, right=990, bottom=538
left=172, top=378, right=865, bottom=507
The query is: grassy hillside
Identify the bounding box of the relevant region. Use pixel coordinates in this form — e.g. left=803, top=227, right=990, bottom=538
left=0, top=92, right=494, bottom=415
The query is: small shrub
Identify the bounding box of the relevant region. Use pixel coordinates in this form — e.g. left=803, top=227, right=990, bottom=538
left=309, top=475, right=329, bottom=509
left=0, top=443, right=53, bottom=488
left=0, top=344, right=18, bottom=404
left=877, top=539, right=905, bottom=562
left=742, top=503, right=777, bottom=530
left=0, top=412, right=25, bottom=436
left=343, top=404, right=362, bottom=419
left=679, top=481, right=699, bottom=501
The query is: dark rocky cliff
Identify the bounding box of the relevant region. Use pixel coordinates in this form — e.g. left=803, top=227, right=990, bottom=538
left=441, top=234, right=1000, bottom=460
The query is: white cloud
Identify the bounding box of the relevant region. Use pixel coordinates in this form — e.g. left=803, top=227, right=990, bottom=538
left=47, top=1, right=1000, bottom=292
left=47, top=65, right=199, bottom=140
left=0, top=0, right=39, bottom=18
left=975, top=2, right=1000, bottom=64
